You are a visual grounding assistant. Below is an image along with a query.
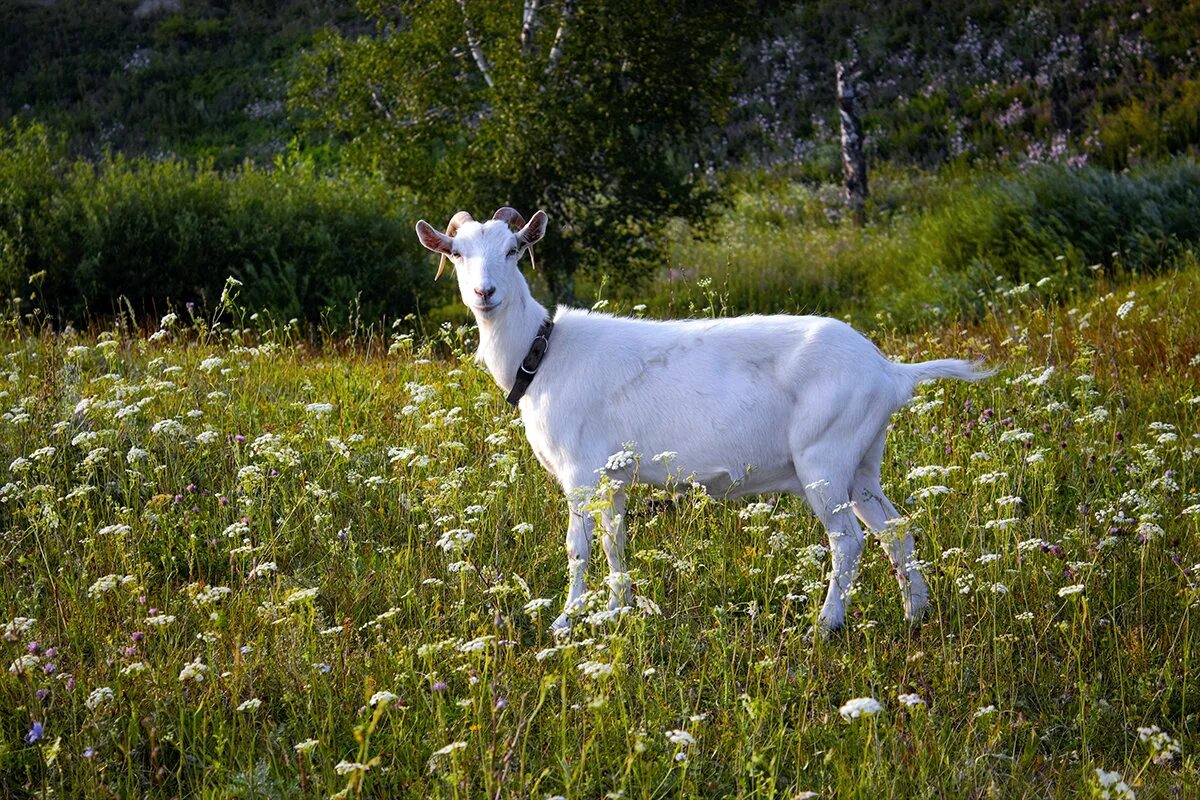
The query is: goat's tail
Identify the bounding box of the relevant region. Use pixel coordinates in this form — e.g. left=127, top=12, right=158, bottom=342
left=890, top=358, right=994, bottom=397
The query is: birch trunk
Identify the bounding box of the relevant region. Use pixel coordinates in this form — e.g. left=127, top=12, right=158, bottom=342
left=836, top=61, right=868, bottom=226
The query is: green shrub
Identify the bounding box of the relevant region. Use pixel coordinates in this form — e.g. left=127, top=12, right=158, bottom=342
left=0, top=122, right=449, bottom=325
left=654, top=160, right=1200, bottom=327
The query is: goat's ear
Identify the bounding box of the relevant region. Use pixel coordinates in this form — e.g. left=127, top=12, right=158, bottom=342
left=415, top=220, right=452, bottom=254
left=517, top=210, right=548, bottom=248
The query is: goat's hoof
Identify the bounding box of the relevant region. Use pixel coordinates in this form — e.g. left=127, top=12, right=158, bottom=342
left=904, top=597, right=930, bottom=626
left=550, top=613, right=572, bottom=636
left=607, top=593, right=633, bottom=613
left=816, top=618, right=845, bottom=639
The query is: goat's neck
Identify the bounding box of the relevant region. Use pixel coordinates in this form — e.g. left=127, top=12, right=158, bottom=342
left=474, top=291, right=550, bottom=395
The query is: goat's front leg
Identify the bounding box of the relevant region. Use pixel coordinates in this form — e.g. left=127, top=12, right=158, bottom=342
left=550, top=501, right=593, bottom=634
left=599, top=489, right=632, bottom=611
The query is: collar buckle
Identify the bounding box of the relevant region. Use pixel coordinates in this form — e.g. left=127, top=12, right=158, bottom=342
left=506, top=317, right=555, bottom=406
left=520, top=334, right=549, bottom=373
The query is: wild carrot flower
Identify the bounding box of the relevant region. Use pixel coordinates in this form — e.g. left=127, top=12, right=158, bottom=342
left=178, top=659, right=207, bottom=683
left=369, top=691, right=399, bottom=707
left=85, top=686, right=114, bottom=710
left=665, top=729, right=696, bottom=747
left=1093, top=768, right=1135, bottom=799
left=839, top=697, right=883, bottom=720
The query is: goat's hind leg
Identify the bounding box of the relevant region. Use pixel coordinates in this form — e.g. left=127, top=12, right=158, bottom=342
left=852, top=432, right=930, bottom=623
left=598, top=489, right=632, bottom=612
left=796, top=457, right=866, bottom=635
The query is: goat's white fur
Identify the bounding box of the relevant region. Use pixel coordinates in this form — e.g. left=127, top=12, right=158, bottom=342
left=415, top=210, right=990, bottom=634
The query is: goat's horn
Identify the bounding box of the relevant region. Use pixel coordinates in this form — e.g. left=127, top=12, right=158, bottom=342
left=436, top=211, right=474, bottom=280
left=492, top=206, right=527, bottom=229
left=492, top=207, right=537, bottom=271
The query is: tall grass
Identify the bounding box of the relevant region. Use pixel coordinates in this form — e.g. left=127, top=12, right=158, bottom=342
left=0, top=269, right=1196, bottom=797
left=649, top=161, right=1200, bottom=328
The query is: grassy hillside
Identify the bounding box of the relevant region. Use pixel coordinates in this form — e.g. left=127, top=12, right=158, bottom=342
left=0, top=269, right=1196, bottom=797
left=3, top=0, right=1198, bottom=171
left=0, top=0, right=358, bottom=164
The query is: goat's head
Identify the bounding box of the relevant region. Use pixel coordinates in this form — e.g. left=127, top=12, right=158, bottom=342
left=415, top=208, right=547, bottom=317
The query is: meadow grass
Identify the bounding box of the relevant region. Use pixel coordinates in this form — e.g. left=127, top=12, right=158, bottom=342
left=1, top=270, right=1198, bottom=798
left=644, top=161, right=1200, bottom=330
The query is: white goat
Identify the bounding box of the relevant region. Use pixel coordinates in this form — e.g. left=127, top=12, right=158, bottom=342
left=415, top=208, right=990, bottom=634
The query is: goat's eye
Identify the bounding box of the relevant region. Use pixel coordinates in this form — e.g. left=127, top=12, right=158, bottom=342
left=507, top=248, right=518, bottom=257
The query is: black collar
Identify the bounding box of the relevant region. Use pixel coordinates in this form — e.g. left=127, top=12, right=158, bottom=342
left=506, top=317, right=554, bottom=406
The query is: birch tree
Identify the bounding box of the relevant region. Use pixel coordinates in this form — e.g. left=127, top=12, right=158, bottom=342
left=292, top=0, right=761, bottom=301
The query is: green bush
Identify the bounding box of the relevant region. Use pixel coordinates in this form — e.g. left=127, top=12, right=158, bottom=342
left=654, top=160, right=1200, bottom=327
left=916, top=160, right=1200, bottom=283
left=0, top=122, right=448, bottom=324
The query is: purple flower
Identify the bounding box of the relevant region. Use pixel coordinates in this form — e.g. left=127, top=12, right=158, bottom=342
left=186, top=483, right=196, bottom=493
left=235, top=434, right=246, bottom=442
left=83, top=746, right=96, bottom=758
left=26, top=722, right=43, bottom=743
left=432, top=681, right=447, bottom=692
left=27, top=641, right=40, bottom=655
left=131, top=631, right=144, bottom=642
left=36, top=688, right=49, bottom=702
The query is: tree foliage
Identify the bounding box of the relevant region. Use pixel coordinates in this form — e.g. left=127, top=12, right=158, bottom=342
left=291, top=0, right=764, bottom=299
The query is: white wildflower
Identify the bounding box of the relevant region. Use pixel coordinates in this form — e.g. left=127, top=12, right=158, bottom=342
left=577, top=660, right=614, bottom=679
left=247, top=561, right=277, bottom=579
left=2, top=617, right=35, bottom=641
left=369, top=690, right=400, bottom=707
left=665, top=729, right=696, bottom=747
left=1094, top=768, right=1136, bottom=800
left=1137, top=725, right=1181, bottom=764
left=334, top=760, right=371, bottom=775
left=605, top=449, right=636, bottom=471
left=178, top=659, right=208, bottom=683
left=9, top=654, right=41, bottom=675
left=839, top=697, right=883, bottom=721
